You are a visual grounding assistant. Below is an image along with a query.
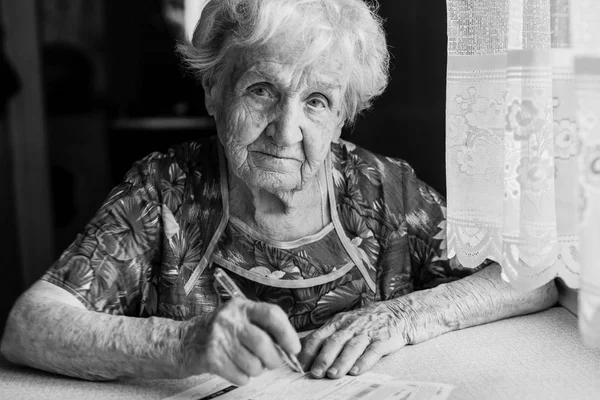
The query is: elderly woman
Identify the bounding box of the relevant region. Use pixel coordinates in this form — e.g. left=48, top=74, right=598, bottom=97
left=1, top=0, right=557, bottom=386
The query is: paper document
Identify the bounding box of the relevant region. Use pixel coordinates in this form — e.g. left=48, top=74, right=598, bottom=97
left=163, top=366, right=454, bottom=400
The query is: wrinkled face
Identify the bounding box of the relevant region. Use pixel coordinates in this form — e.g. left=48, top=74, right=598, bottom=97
left=205, top=38, right=345, bottom=193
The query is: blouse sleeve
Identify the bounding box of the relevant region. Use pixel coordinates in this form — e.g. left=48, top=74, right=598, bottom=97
left=41, top=153, right=165, bottom=316
left=400, top=165, right=488, bottom=290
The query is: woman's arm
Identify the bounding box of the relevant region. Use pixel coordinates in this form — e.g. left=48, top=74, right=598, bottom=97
left=299, top=263, right=559, bottom=379
left=387, top=263, right=558, bottom=344
left=1, top=281, right=187, bottom=380
left=1, top=281, right=300, bottom=383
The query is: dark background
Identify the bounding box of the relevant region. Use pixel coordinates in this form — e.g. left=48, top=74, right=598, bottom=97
left=0, top=0, right=447, bottom=332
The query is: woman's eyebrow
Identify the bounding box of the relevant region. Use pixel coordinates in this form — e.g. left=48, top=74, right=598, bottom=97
left=234, top=69, right=279, bottom=90
left=306, top=71, right=343, bottom=91
left=307, top=79, right=342, bottom=100
left=238, top=61, right=285, bottom=80
left=236, top=66, right=342, bottom=96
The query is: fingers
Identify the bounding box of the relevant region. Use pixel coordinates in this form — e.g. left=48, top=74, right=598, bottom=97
left=215, top=357, right=251, bottom=387
left=298, top=320, right=340, bottom=370
left=306, top=330, right=354, bottom=378
left=301, top=332, right=394, bottom=379
left=350, top=341, right=387, bottom=376
left=326, top=335, right=370, bottom=378
left=239, top=324, right=284, bottom=370
left=201, top=334, right=254, bottom=386
left=247, top=302, right=301, bottom=355
left=230, top=342, right=266, bottom=379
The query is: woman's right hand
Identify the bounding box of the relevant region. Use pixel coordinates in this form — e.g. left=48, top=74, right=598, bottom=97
left=178, top=298, right=301, bottom=385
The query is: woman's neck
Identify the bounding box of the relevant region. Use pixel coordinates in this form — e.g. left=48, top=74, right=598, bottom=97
left=228, top=168, right=330, bottom=241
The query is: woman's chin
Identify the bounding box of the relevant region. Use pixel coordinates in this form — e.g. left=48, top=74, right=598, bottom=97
left=244, top=169, right=303, bottom=193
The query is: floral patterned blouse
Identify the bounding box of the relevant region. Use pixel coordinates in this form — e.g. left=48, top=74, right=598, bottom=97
left=42, top=137, right=482, bottom=331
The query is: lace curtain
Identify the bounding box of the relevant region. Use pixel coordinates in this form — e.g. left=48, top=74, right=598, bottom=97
left=445, top=0, right=599, bottom=346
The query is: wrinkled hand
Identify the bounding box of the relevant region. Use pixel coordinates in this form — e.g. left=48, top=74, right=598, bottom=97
left=298, top=302, right=409, bottom=379
left=179, top=298, right=301, bottom=385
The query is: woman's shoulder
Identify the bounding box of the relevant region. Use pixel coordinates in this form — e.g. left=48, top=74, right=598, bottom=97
left=330, top=138, right=446, bottom=214
left=331, top=138, right=417, bottom=182
left=125, top=136, right=219, bottom=184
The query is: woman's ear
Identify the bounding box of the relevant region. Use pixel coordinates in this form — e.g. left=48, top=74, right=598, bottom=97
left=202, top=78, right=218, bottom=117
left=332, top=118, right=345, bottom=142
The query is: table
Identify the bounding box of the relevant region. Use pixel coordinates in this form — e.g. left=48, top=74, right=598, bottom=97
left=1, top=307, right=599, bottom=400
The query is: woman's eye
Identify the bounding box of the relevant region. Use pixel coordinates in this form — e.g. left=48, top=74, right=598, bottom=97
left=249, top=85, right=271, bottom=98
left=307, top=95, right=328, bottom=109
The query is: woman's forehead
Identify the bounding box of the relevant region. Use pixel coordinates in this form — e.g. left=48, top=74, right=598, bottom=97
left=229, top=39, right=346, bottom=88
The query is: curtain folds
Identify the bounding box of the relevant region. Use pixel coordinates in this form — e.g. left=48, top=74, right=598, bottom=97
left=445, top=0, right=599, bottom=346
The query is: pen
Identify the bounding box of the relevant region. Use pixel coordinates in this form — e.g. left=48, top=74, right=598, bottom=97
left=213, top=267, right=304, bottom=374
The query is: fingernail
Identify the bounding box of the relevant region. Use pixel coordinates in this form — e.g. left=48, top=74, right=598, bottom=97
left=327, top=368, right=338, bottom=378
left=349, top=366, right=359, bottom=375
left=311, top=368, right=323, bottom=377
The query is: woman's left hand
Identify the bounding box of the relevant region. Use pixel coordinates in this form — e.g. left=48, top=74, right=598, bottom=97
left=298, top=302, right=411, bottom=379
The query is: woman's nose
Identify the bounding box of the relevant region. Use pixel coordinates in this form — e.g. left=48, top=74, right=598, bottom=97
left=267, top=100, right=303, bottom=146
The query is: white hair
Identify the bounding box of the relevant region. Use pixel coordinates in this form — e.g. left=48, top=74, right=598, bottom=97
left=177, top=0, right=390, bottom=125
